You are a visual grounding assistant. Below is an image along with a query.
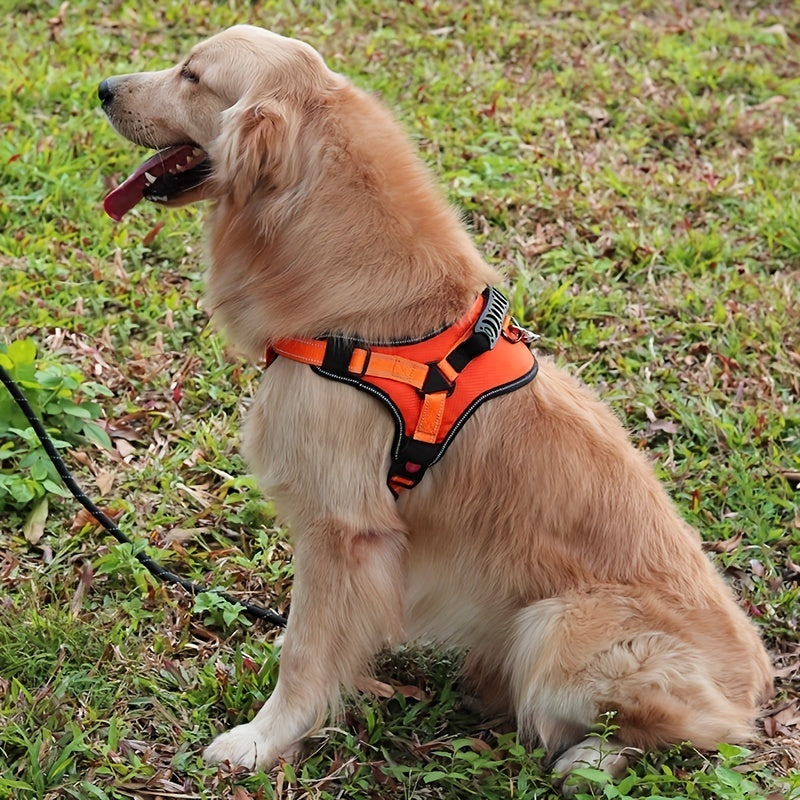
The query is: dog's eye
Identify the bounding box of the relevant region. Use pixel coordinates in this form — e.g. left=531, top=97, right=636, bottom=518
left=181, top=65, right=199, bottom=83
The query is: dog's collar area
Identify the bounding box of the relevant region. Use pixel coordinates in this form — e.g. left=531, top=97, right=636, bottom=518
left=265, top=287, right=538, bottom=497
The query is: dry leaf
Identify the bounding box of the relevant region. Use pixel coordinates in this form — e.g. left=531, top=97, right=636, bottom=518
left=70, top=506, right=122, bottom=532
left=71, top=507, right=97, bottom=532
left=466, top=737, right=493, bottom=752
left=0, top=554, right=18, bottom=580
left=106, top=420, right=142, bottom=442
left=774, top=662, right=799, bottom=679
left=750, top=559, right=766, bottom=578
left=115, top=439, right=135, bottom=459
left=96, top=471, right=115, bottom=496
left=355, top=677, right=394, bottom=698
left=70, top=561, right=94, bottom=616
left=646, top=419, right=681, bottom=436
left=395, top=684, right=431, bottom=701
left=162, top=527, right=203, bottom=545
left=142, top=220, right=165, bottom=246
left=773, top=703, right=800, bottom=728
left=703, top=531, right=744, bottom=554
left=23, top=497, right=49, bottom=545
left=70, top=450, right=92, bottom=467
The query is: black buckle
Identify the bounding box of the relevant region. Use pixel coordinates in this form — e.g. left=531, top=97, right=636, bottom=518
left=350, top=345, right=372, bottom=378
left=421, top=362, right=454, bottom=395
left=320, top=337, right=357, bottom=375
left=393, top=437, right=441, bottom=471
left=387, top=437, right=442, bottom=496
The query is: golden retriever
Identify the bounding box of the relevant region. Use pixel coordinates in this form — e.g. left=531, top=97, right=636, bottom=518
left=99, top=25, right=773, bottom=787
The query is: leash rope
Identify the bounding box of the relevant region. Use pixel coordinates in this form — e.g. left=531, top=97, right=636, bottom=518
left=0, top=363, right=287, bottom=628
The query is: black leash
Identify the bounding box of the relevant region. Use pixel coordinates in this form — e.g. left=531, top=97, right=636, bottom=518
left=0, top=363, right=287, bottom=628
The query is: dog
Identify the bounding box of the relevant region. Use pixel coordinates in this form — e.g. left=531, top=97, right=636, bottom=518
left=99, top=25, right=773, bottom=787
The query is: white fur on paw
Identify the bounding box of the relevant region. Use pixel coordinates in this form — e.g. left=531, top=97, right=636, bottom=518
left=203, top=722, right=275, bottom=771
left=553, top=737, right=641, bottom=797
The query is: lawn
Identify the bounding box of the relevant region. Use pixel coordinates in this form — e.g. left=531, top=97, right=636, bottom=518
left=1, top=1, right=798, bottom=798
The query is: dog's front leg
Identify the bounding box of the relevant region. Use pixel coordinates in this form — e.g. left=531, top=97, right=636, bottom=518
left=203, top=518, right=407, bottom=771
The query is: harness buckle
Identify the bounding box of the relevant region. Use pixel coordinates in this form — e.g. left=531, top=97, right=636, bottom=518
left=348, top=345, right=372, bottom=378
left=421, top=361, right=456, bottom=395
left=321, top=336, right=355, bottom=375
left=321, top=337, right=373, bottom=378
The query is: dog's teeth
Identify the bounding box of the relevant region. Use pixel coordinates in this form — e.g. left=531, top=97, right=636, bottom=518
left=144, top=172, right=157, bottom=184
left=192, top=147, right=203, bottom=156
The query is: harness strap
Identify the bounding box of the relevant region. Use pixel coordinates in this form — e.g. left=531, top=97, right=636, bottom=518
left=271, top=338, right=431, bottom=390
left=270, top=292, right=487, bottom=391
left=416, top=390, right=448, bottom=444
left=265, top=287, right=538, bottom=497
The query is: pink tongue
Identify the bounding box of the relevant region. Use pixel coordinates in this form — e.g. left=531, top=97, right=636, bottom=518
left=103, top=144, right=204, bottom=221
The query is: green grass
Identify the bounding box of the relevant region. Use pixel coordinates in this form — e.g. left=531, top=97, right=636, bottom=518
left=1, top=1, right=798, bottom=798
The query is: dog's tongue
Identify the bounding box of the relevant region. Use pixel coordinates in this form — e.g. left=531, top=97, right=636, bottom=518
left=103, top=144, right=205, bottom=221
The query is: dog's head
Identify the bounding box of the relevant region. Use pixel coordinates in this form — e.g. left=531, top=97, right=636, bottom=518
left=100, top=25, right=342, bottom=220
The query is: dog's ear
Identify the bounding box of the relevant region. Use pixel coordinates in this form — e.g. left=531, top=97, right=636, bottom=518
left=211, top=97, right=301, bottom=206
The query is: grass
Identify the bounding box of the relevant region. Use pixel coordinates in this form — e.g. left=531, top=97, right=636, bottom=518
left=1, top=0, right=798, bottom=798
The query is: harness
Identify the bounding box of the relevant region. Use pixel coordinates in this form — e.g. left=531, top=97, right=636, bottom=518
left=265, top=287, right=538, bottom=497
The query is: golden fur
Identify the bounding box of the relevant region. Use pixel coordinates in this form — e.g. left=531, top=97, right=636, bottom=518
left=101, top=25, right=773, bottom=784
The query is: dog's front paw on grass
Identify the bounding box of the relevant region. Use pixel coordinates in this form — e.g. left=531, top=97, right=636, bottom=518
left=204, top=722, right=277, bottom=771
left=553, top=737, right=642, bottom=798
left=204, top=722, right=304, bottom=772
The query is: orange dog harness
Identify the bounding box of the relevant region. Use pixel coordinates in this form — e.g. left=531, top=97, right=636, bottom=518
left=266, top=287, right=538, bottom=496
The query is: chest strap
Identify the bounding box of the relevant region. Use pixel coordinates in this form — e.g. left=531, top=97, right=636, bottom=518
left=265, top=287, right=538, bottom=497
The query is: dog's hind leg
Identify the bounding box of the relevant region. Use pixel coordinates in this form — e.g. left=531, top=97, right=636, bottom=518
left=504, top=590, right=768, bottom=786
left=204, top=519, right=407, bottom=771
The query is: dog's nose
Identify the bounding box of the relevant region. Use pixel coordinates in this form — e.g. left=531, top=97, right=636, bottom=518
left=98, top=78, right=114, bottom=108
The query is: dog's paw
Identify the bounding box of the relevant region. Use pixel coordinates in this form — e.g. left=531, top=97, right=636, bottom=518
left=203, top=723, right=277, bottom=772
left=552, top=737, right=641, bottom=797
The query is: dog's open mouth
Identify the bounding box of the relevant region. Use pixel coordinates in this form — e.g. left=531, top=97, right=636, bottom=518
left=103, top=144, right=212, bottom=221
